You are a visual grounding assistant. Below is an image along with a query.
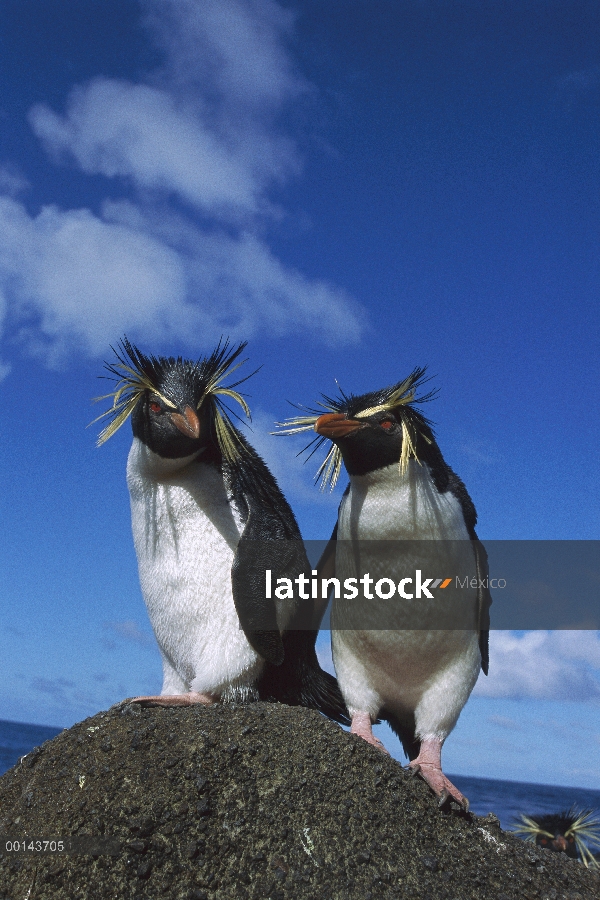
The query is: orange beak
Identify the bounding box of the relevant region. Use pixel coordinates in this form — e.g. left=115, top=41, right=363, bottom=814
left=314, top=412, right=365, bottom=440
left=170, top=405, right=201, bottom=440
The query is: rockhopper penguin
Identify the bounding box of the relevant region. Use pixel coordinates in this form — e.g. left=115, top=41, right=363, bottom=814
left=512, top=806, right=600, bottom=867
left=277, top=369, right=491, bottom=809
left=93, top=338, right=348, bottom=722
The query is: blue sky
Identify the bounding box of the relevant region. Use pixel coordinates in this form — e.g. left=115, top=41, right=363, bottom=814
left=0, top=0, right=598, bottom=788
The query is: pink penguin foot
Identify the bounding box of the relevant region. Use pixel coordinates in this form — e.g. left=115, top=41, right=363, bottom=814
left=350, top=711, right=390, bottom=755
left=128, top=691, right=216, bottom=707
left=409, top=738, right=469, bottom=810
left=409, top=763, right=469, bottom=810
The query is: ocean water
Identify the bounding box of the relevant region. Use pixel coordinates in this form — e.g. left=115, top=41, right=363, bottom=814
left=0, top=719, right=63, bottom=778
left=1, top=719, right=599, bottom=837
left=450, top=773, right=600, bottom=832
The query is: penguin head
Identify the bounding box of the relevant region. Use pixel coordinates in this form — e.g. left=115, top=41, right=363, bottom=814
left=276, top=368, right=437, bottom=490
left=312, top=409, right=405, bottom=476
left=513, top=807, right=600, bottom=867
left=129, top=363, right=209, bottom=460
left=93, top=338, right=253, bottom=462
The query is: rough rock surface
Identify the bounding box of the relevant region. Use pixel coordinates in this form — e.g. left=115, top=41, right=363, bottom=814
left=0, top=702, right=597, bottom=900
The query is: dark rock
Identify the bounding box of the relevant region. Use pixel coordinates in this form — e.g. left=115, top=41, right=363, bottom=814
left=22, top=747, right=43, bottom=769
left=184, top=841, right=199, bottom=860
left=0, top=702, right=598, bottom=899
left=196, top=798, right=210, bottom=816
left=129, top=816, right=155, bottom=837
left=136, top=859, right=152, bottom=879
left=127, top=840, right=147, bottom=853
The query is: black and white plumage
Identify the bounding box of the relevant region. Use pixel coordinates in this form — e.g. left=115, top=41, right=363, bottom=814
left=94, top=338, right=348, bottom=722
left=277, top=369, right=491, bottom=809
left=512, top=807, right=600, bottom=868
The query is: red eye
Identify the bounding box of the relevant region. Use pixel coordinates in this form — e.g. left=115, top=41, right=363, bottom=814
left=150, top=401, right=161, bottom=413
left=380, top=419, right=393, bottom=430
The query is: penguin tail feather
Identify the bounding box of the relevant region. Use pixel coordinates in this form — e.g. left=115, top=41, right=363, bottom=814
left=380, top=709, right=420, bottom=761
left=257, top=629, right=350, bottom=726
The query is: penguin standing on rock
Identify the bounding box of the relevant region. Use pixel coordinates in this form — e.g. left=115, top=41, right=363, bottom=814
left=93, top=338, right=348, bottom=723
left=277, top=369, right=491, bottom=809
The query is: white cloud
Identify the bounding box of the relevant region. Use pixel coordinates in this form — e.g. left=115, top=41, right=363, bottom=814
left=30, top=0, right=306, bottom=218
left=0, top=289, right=10, bottom=379
left=141, top=0, right=304, bottom=107
left=0, top=0, right=363, bottom=362
left=0, top=197, right=187, bottom=358
left=473, top=630, right=600, bottom=702
left=179, top=231, right=360, bottom=342
left=0, top=164, right=29, bottom=197
left=30, top=79, right=273, bottom=219
left=0, top=195, right=359, bottom=361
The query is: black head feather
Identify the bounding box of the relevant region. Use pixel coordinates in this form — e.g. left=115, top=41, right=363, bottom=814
left=512, top=807, right=600, bottom=867
left=92, top=337, right=253, bottom=462
left=275, top=367, right=438, bottom=490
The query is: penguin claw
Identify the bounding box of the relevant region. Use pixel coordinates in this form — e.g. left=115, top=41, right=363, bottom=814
left=409, top=764, right=421, bottom=778
left=438, top=788, right=469, bottom=811
left=409, top=761, right=469, bottom=810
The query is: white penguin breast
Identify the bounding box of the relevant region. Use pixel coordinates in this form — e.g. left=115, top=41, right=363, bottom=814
left=126, top=439, right=259, bottom=694
left=332, top=461, right=481, bottom=734
left=337, top=460, right=470, bottom=541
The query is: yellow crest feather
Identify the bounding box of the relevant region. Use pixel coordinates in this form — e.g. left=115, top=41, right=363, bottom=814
left=274, top=367, right=436, bottom=490
left=91, top=337, right=253, bottom=461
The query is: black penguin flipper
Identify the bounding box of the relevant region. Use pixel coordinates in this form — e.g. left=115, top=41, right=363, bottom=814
left=252, top=518, right=349, bottom=724
left=473, top=535, right=492, bottom=676
left=231, top=514, right=286, bottom=666
left=226, top=445, right=349, bottom=724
